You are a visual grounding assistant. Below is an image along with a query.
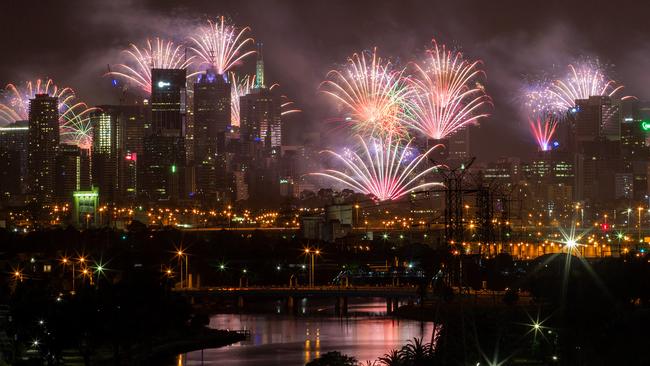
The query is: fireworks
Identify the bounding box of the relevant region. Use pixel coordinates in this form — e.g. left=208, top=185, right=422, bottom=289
left=190, top=16, right=255, bottom=75
left=60, top=102, right=97, bottom=149
left=229, top=72, right=255, bottom=127
left=0, top=79, right=74, bottom=124
left=320, top=48, right=411, bottom=138
left=270, top=83, right=301, bottom=116
left=529, top=115, right=558, bottom=152
left=405, top=40, right=490, bottom=140
left=550, top=62, right=625, bottom=110
left=107, top=38, right=195, bottom=94
left=312, top=135, right=442, bottom=202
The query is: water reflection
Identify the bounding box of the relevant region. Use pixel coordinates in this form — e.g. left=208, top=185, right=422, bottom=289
left=179, top=299, right=434, bottom=366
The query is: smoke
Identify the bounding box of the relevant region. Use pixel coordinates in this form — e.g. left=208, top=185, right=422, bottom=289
left=2, top=0, right=650, bottom=161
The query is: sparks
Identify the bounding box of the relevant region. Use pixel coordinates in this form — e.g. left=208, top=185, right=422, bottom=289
left=190, top=16, right=256, bottom=75
left=320, top=48, right=411, bottom=138
left=270, top=83, right=301, bottom=116
left=405, top=40, right=490, bottom=140
left=107, top=38, right=195, bottom=94
left=312, top=135, right=442, bottom=201
left=529, top=115, right=558, bottom=152
left=60, top=102, right=98, bottom=149
left=229, top=72, right=255, bottom=127
left=0, top=79, right=75, bottom=125
left=551, top=61, right=626, bottom=110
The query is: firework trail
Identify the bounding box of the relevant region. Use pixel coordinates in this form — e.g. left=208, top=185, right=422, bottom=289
left=320, top=48, right=411, bottom=138
left=60, top=102, right=98, bottom=149
left=229, top=72, right=255, bottom=127
left=550, top=61, right=625, bottom=109
left=312, top=135, right=442, bottom=202
left=107, top=38, right=195, bottom=94
left=0, top=79, right=74, bottom=125
left=270, top=83, right=301, bottom=116
left=405, top=40, right=490, bottom=140
left=529, top=115, right=558, bottom=152
left=190, top=16, right=256, bottom=75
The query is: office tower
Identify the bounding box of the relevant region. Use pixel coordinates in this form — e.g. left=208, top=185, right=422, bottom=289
left=118, top=104, right=147, bottom=200
left=448, top=127, right=471, bottom=161
left=193, top=68, right=232, bottom=202
left=572, top=96, right=621, bottom=144
left=55, top=144, right=90, bottom=203
left=27, top=94, right=59, bottom=203
left=0, top=121, right=29, bottom=200
left=150, top=68, right=187, bottom=134
left=91, top=108, right=120, bottom=204
left=620, top=99, right=649, bottom=200
left=240, top=46, right=282, bottom=151
left=142, top=68, right=187, bottom=202
left=569, top=96, right=624, bottom=206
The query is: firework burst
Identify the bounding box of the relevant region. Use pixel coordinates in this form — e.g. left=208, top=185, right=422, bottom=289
left=312, top=135, right=442, bottom=201
left=107, top=38, right=195, bottom=94
left=190, top=16, right=255, bottom=75
left=529, top=115, right=558, bottom=152
left=60, top=102, right=97, bottom=149
left=405, top=40, right=490, bottom=140
left=229, top=72, right=255, bottom=127
left=0, top=79, right=75, bottom=124
left=320, top=48, right=411, bottom=138
left=551, top=62, right=625, bottom=109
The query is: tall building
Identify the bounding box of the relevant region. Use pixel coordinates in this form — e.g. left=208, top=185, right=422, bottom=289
left=0, top=121, right=29, bottom=201
left=572, top=96, right=621, bottom=144
left=150, top=68, right=187, bottom=134
left=143, top=69, right=187, bottom=202
left=240, top=46, right=282, bottom=150
left=448, top=127, right=471, bottom=161
left=55, top=144, right=90, bottom=203
left=91, top=108, right=122, bottom=204
left=27, top=94, right=59, bottom=203
left=192, top=68, right=232, bottom=202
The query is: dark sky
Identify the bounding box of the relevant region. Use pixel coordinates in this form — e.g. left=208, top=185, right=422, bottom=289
left=3, top=0, right=650, bottom=161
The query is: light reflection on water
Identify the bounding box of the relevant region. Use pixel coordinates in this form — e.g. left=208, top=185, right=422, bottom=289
left=178, top=299, right=434, bottom=366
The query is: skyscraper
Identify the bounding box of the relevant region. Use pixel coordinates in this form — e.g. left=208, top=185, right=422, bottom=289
left=91, top=108, right=120, bottom=204
left=192, top=68, right=232, bottom=202
left=27, top=94, right=59, bottom=203
left=0, top=121, right=29, bottom=201
left=240, top=45, right=282, bottom=150
left=150, top=68, right=187, bottom=134
left=143, top=69, right=187, bottom=202
left=55, top=143, right=90, bottom=203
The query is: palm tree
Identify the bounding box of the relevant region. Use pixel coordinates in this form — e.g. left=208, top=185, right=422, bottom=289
left=378, top=348, right=404, bottom=365
left=400, top=337, right=435, bottom=365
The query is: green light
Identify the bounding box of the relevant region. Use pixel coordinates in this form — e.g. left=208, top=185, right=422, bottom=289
left=171, top=165, right=177, bottom=173
left=641, top=121, right=650, bottom=131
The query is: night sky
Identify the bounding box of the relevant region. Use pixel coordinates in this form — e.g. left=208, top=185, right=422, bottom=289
left=3, top=0, right=650, bottom=160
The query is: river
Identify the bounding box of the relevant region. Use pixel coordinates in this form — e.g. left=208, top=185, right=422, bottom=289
left=175, top=298, right=434, bottom=365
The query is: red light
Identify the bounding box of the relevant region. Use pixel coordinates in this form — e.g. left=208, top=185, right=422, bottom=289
left=125, top=153, right=137, bottom=162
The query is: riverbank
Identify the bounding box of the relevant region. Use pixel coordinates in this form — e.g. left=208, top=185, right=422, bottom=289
left=58, top=327, right=246, bottom=366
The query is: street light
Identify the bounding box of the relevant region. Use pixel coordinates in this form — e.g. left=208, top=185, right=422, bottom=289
left=638, top=206, right=644, bottom=243
left=175, top=249, right=189, bottom=289
left=304, top=248, right=321, bottom=287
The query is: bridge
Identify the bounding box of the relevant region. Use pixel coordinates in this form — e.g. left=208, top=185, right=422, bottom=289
left=175, top=285, right=420, bottom=314
left=176, top=285, right=419, bottom=297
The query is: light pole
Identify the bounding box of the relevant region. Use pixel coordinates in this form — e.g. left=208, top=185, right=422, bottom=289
left=304, top=248, right=320, bottom=287
left=627, top=208, right=632, bottom=231
left=638, top=207, right=644, bottom=243
left=354, top=204, right=360, bottom=227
